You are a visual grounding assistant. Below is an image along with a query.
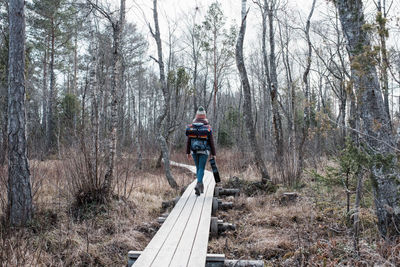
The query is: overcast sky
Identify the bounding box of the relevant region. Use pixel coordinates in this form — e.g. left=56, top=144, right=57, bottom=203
left=102, top=0, right=400, bottom=104
left=121, top=0, right=399, bottom=45
left=127, top=0, right=316, bottom=42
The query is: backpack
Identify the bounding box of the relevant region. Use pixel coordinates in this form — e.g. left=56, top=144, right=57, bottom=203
left=186, top=123, right=211, bottom=153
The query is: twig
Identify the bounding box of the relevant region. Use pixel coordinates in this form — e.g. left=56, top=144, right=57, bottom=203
left=327, top=117, right=400, bottom=153
left=149, top=55, right=159, bottom=64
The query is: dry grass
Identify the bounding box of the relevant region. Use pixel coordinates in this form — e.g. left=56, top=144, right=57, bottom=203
left=0, top=153, right=193, bottom=266
left=206, top=152, right=400, bottom=266
left=0, top=149, right=399, bottom=266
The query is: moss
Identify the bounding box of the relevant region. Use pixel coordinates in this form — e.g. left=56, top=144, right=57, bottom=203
left=362, top=23, right=374, bottom=32
left=373, top=153, right=396, bottom=173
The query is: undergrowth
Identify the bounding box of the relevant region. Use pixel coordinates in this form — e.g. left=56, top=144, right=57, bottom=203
left=0, top=149, right=399, bottom=266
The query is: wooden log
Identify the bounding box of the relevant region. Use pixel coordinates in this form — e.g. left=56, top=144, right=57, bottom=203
left=212, top=197, right=219, bottom=215
left=214, top=187, right=221, bottom=197
left=157, top=212, right=169, bottom=223
left=218, top=222, right=236, bottom=232
left=218, top=199, right=233, bottom=210
left=210, top=217, right=236, bottom=237
left=205, top=254, right=225, bottom=267
left=210, top=217, right=219, bottom=237
left=161, top=197, right=180, bottom=209
left=224, top=259, right=264, bottom=267
left=128, top=251, right=142, bottom=267
left=218, top=188, right=240, bottom=197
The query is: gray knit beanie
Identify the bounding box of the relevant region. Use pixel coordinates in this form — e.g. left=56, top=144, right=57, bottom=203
left=196, top=106, right=206, bottom=116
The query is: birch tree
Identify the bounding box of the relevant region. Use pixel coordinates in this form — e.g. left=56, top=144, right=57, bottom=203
left=7, top=0, right=33, bottom=226
left=87, top=0, right=126, bottom=199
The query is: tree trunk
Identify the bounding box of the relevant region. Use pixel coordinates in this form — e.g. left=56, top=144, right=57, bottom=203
left=336, top=0, right=400, bottom=238
left=296, top=0, right=316, bottom=181
left=42, top=36, right=48, bottom=149
left=89, top=31, right=99, bottom=189
left=151, top=0, right=178, bottom=189
left=191, top=27, right=199, bottom=115
left=0, top=49, right=8, bottom=166
left=353, top=170, right=363, bottom=256
left=104, top=0, right=126, bottom=198
left=236, top=0, right=271, bottom=182
left=7, top=0, right=33, bottom=226
left=0, top=91, right=7, bottom=166
left=377, top=0, right=391, bottom=126
left=46, top=18, right=56, bottom=154
left=212, top=28, right=219, bottom=145
left=264, top=0, right=283, bottom=162
left=73, top=27, right=78, bottom=138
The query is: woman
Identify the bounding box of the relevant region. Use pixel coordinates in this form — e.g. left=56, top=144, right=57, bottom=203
left=186, top=107, right=216, bottom=196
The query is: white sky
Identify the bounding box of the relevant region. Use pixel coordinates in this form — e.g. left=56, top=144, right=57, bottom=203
left=127, top=0, right=316, bottom=45
left=114, top=0, right=400, bottom=108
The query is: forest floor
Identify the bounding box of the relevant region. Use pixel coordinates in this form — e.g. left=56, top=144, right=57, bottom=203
left=0, top=149, right=399, bottom=266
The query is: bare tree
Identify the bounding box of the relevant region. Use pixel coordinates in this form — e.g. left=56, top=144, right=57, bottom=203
left=149, top=0, right=178, bottom=189
left=297, top=0, right=316, bottom=180
left=7, top=0, right=33, bottom=226
left=87, top=0, right=126, bottom=199
left=254, top=0, right=284, bottom=163
left=236, top=0, right=271, bottom=182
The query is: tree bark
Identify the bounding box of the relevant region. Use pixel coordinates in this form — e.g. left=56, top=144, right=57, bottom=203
left=296, top=0, right=316, bottom=181
left=150, top=0, right=178, bottom=189
left=104, top=0, right=126, bottom=198
left=88, top=29, right=99, bottom=189
left=336, top=0, right=400, bottom=238
left=46, top=17, right=56, bottom=154
left=42, top=36, right=48, bottom=147
left=236, top=0, right=271, bottom=182
left=7, top=0, right=33, bottom=226
left=264, top=0, right=283, bottom=162
left=377, top=0, right=391, bottom=126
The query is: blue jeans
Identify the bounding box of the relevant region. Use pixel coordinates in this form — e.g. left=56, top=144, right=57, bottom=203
left=192, top=153, right=208, bottom=183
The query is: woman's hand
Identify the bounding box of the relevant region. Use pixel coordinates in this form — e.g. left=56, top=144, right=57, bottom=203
left=187, top=154, right=192, bottom=160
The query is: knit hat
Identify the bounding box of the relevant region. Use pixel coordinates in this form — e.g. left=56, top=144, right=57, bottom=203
left=196, top=106, right=206, bottom=115
left=195, top=106, right=207, bottom=119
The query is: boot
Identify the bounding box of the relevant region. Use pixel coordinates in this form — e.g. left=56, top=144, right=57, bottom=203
left=200, top=183, right=204, bottom=194
left=195, top=182, right=201, bottom=196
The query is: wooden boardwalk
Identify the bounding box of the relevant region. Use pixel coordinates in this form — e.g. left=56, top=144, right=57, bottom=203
left=132, top=161, right=216, bottom=267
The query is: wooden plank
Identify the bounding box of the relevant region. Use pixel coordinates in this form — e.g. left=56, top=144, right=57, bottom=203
left=134, top=161, right=215, bottom=267
left=187, top=171, right=215, bottom=267
left=132, top=178, right=197, bottom=266
left=150, top=188, right=199, bottom=266
left=168, top=174, right=213, bottom=266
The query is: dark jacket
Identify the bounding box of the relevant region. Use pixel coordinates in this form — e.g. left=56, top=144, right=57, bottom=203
left=186, top=118, right=216, bottom=156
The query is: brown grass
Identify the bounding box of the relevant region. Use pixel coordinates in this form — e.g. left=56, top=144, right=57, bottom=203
left=0, top=153, right=193, bottom=266
left=0, top=149, right=399, bottom=266
left=206, top=151, right=400, bottom=266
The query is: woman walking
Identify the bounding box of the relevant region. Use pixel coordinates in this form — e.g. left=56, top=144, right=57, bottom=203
left=186, top=107, right=216, bottom=195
